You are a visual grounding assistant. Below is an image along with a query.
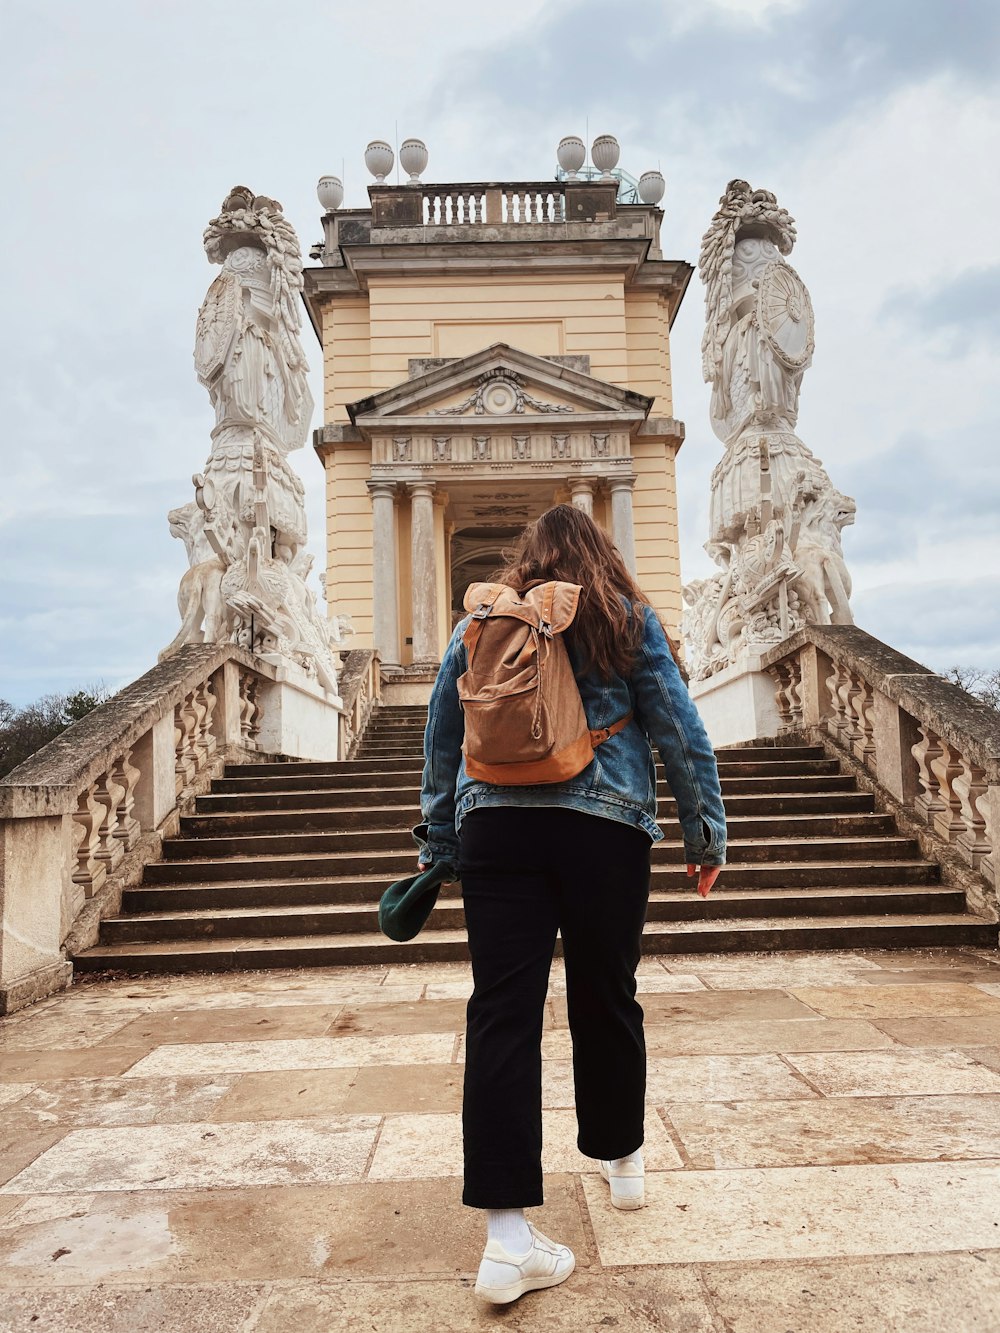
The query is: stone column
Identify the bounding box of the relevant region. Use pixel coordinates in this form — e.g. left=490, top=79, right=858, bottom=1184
left=609, top=476, right=637, bottom=573
left=408, top=479, right=440, bottom=667
left=569, top=477, right=594, bottom=516
left=368, top=480, right=402, bottom=674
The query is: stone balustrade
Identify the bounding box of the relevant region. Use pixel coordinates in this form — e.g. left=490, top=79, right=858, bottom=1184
left=419, top=184, right=567, bottom=226
left=336, top=649, right=382, bottom=759
left=0, top=645, right=284, bottom=1014
left=760, top=625, right=1000, bottom=919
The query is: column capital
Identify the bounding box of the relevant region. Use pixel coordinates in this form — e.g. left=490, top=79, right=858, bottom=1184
left=367, top=478, right=398, bottom=499
left=607, top=474, right=636, bottom=493
left=406, top=478, right=437, bottom=498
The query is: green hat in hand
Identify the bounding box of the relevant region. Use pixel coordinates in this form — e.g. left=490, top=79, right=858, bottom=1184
left=378, top=861, right=457, bottom=942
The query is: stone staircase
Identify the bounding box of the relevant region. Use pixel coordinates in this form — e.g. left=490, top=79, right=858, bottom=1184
left=73, top=705, right=998, bottom=973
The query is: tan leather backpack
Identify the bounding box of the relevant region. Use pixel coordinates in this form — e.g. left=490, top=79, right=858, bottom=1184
left=458, top=580, right=632, bottom=785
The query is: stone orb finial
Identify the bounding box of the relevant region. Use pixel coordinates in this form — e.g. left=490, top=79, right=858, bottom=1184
left=557, top=135, right=586, bottom=178
left=365, top=140, right=394, bottom=182
left=638, top=170, right=665, bottom=205
left=317, top=175, right=344, bottom=211
left=399, top=138, right=428, bottom=186
left=591, top=134, right=620, bottom=180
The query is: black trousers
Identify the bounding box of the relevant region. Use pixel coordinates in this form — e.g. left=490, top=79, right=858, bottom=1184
left=459, top=806, right=651, bottom=1209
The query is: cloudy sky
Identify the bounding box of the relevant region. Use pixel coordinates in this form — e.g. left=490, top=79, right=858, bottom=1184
left=2, top=0, right=998, bottom=705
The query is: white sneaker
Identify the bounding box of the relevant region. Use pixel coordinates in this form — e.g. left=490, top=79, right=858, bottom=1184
left=474, top=1221, right=575, bottom=1305
left=599, top=1152, right=645, bottom=1210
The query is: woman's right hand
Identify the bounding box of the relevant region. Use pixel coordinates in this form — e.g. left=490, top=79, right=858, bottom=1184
left=687, top=864, right=722, bottom=899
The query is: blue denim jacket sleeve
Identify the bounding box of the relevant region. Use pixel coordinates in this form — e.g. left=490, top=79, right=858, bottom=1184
left=412, top=619, right=468, bottom=868
left=632, top=605, right=727, bottom=866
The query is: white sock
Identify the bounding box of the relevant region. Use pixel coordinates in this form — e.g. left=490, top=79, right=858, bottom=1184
left=610, top=1148, right=643, bottom=1169
left=486, top=1208, right=532, bottom=1254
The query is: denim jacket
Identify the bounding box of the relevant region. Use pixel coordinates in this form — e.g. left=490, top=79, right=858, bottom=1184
left=415, top=602, right=727, bottom=870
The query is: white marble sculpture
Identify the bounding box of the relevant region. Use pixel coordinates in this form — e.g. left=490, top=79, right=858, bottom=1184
left=683, top=180, right=856, bottom=681
left=161, top=186, right=343, bottom=694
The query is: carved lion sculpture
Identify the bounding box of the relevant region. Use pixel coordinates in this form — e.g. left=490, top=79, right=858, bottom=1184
left=791, top=487, right=856, bottom=626
left=159, top=557, right=228, bottom=661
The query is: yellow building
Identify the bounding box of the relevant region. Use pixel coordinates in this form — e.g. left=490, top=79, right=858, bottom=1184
left=303, top=170, right=692, bottom=697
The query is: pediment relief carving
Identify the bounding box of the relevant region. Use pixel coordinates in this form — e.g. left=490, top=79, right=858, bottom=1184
left=430, top=369, right=573, bottom=418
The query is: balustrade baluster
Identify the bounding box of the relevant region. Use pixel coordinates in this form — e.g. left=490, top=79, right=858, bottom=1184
left=111, top=747, right=141, bottom=850
left=92, top=769, right=126, bottom=871
left=953, top=756, right=991, bottom=863
left=850, top=673, right=877, bottom=768
left=911, top=723, right=946, bottom=825
left=72, top=783, right=107, bottom=899
left=928, top=738, right=967, bottom=843
left=174, top=691, right=199, bottom=791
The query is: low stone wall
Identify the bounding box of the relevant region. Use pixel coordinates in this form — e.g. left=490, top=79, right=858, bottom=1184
left=0, top=645, right=342, bottom=1014
left=760, top=625, right=1000, bottom=923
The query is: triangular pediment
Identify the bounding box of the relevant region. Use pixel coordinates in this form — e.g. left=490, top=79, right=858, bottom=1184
left=347, top=343, right=652, bottom=429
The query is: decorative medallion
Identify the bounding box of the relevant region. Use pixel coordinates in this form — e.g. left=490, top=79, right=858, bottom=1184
left=432, top=369, right=574, bottom=417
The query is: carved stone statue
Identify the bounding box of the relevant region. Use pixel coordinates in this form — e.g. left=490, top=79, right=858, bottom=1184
left=161, top=187, right=344, bottom=693
left=683, top=180, right=856, bottom=680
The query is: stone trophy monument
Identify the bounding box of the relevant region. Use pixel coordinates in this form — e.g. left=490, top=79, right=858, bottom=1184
left=683, top=180, right=856, bottom=690
left=162, top=187, right=346, bottom=707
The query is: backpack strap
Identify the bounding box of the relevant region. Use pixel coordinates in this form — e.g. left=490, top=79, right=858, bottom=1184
left=461, top=583, right=504, bottom=669
left=589, top=711, right=633, bottom=748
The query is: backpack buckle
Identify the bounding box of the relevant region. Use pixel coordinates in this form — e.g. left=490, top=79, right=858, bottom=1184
left=472, top=603, right=492, bottom=620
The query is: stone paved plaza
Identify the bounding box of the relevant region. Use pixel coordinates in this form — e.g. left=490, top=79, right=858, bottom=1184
left=1, top=948, right=1000, bottom=1331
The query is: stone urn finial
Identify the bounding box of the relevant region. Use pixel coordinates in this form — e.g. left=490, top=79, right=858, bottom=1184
left=399, top=138, right=428, bottom=186
left=591, top=134, right=620, bottom=180
left=557, top=135, right=586, bottom=179
left=316, top=175, right=344, bottom=211
left=365, top=140, right=394, bottom=183
left=638, top=170, right=665, bottom=205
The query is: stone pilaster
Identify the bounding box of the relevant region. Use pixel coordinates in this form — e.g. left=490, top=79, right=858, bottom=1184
left=408, top=480, right=440, bottom=667
left=609, top=476, right=637, bottom=573
left=368, top=480, right=402, bottom=674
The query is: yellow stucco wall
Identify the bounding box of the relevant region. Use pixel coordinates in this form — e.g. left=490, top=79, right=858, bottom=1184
left=317, top=267, right=684, bottom=654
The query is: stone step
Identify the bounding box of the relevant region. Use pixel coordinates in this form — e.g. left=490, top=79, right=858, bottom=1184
left=193, top=788, right=876, bottom=819
left=124, top=858, right=942, bottom=913
left=144, top=836, right=922, bottom=883
left=207, top=769, right=855, bottom=797
left=225, top=758, right=426, bottom=778
left=101, top=884, right=972, bottom=944
left=72, top=910, right=999, bottom=973
left=179, top=808, right=892, bottom=841
left=161, top=815, right=902, bottom=862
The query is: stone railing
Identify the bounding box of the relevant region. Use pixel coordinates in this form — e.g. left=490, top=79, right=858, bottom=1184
left=760, top=625, right=1000, bottom=918
left=337, top=648, right=382, bottom=759
left=419, top=183, right=567, bottom=226
left=0, top=645, right=282, bottom=1014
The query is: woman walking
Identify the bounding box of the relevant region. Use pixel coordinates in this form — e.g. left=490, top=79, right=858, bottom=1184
left=415, top=504, right=726, bottom=1306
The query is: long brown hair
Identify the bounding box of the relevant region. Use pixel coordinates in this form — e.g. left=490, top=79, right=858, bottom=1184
left=497, top=504, right=651, bottom=680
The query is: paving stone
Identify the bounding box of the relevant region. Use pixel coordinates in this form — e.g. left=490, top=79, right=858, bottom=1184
left=0, top=1083, right=34, bottom=1108
left=342, top=1064, right=464, bottom=1114
left=0, top=1117, right=381, bottom=1194
left=782, top=1048, right=1000, bottom=1097
left=550, top=988, right=813, bottom=1026
left=0, top=1010, right=139, bottom=1051
left=0, top=1283, right=268, bottom=1333
left=1, top=1075, right=237, bottom=1128
left=95, top=1005, right=345, bottom=1046
left=701, top=1251, right=1000, bottom=1332
left=210, top=1068, right=359, bottom=1120
left=252, top=1268, right=717, bottom=1332
left=328, top=999, right=469, bottom=1037
left=789, top=983, right=1000, bottom=1018
left=667, top=1094, right=1000, bottom=1168
left=51, top=983, right=429, bottom=1013
left=0, top=1128, right=67, bottom=1189
left=367, top=1109, right=682, bottom=1180
left=581, top=1160, right=1000, bottom=1265
left=0, top=1048, right=150, bottom=1082
left=122, top=1033, right=456, bottom=1077
left=542, top=1054, right=815, bottom=1109
left=0, top=1179, right=588, bottom=1284
left=876, top=1015, right=1000, bottom=1047
left=975, top=981, right=1000, bottom=998
left=965, top=1046, right=1000, bottom=1073
left=549, top=1017, right=894, bottom=1059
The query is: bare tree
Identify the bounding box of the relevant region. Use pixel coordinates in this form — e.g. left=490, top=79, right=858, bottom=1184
left=0, top=685, right=114, bottom=778
left=944, top=666, right=1000, bottom=712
